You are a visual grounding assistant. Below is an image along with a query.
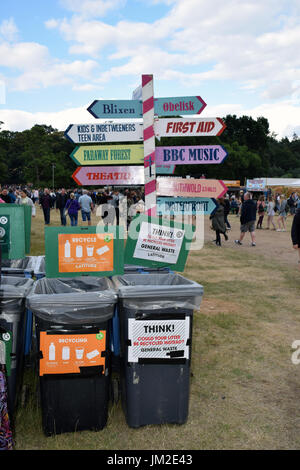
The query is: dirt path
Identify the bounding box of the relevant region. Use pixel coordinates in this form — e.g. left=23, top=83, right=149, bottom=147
left=204, top=213, right=299, bottom=268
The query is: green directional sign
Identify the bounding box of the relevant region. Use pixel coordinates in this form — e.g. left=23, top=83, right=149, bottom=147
left=70, top=144, right=144, bottom=166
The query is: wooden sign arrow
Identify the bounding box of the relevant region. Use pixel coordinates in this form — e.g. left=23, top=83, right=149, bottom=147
left=64, top=122, right=143, bottom=144
left=154, top=117, right=226, bottom=137
left=69, top=144, right=144, bottom=166
left=156, top=177, right=228, bottom=199
left=157, top=197, right=218, bottom=215
left=155, top=145, right=228, bottom=165
left=72, top=166, right=144, bottom=186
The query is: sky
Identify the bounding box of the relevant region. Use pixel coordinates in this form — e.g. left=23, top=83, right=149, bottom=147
left=0, top=0, right=300, bottom=139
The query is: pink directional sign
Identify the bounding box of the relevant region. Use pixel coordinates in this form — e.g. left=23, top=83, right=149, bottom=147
left=157, top=177, right=228, bottom=199
left=156, top=145, right=228, bottom=165
left=72, top=166, right=144, bottom=186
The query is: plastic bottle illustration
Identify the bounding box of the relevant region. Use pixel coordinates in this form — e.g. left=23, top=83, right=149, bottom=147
left=64, top=240, right=71, bottom=258
left=97, top=246, right=109, bottom=256
left=76, top=245, right=83, bottom=257
left=49, top=342, right=55, bottom=361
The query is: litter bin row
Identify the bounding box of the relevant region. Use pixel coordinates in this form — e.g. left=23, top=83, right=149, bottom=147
left=0, top=263, right=203, bottom=436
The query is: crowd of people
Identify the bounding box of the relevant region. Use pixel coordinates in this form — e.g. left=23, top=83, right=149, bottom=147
left=1, top=184, right=300, bottom=265
left=0, top=185, right=145, bottom=228
left=210, top=190, right=300, bottom=265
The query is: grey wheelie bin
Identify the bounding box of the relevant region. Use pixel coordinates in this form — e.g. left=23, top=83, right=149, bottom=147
left=112, top=273, right=203, bottom=428
left=26, top=276, right=117, bottom=436
left=0, top=276, right=34, bottom=419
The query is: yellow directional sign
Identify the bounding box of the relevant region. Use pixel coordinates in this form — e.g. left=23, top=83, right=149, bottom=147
left=70, top=144, right=144, bottom=166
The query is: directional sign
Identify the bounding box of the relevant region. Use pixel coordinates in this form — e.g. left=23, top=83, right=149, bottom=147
left=72, top=166, right=144, bottom=186
left=70, top=144, right=144, bottom=166
left=156, top=177, right=228, bottom=199
left=157, top=197, right=218, bottom=215
left=88, top=100, right=143, bottom=119
left=64, top=122, right=143, bottom=144
left=155, top=145, right=228, bottom=165
left=154, top=117, right=226, bottom=138
left=156, top=165, right=176, bottom=175
left=154, top=96, right=206, bottom=116
left=87, top=96, right=206, bottom=119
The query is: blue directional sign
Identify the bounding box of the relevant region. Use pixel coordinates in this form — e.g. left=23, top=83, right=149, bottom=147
left=156, top=197, right=218, bottom=216
left=88, top=100, right=143, bottom=119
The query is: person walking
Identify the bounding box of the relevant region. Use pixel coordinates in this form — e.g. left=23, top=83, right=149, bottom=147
left=235, top=192, right=257, bottom=246
left=15, top=189, right=36, bottom=217
left=291, top=205, right=300, bottom=267
left=39, top=188, right=52, bottom=225
left=210, top=198, right=228, bottom=246
left=64, top=193, right=81, bottom=226
left=78, top=189, right=94, bottom=226
left=266, top=196, right=276, bottom=230
left=56, top=188, right=69, bottom=226
left=256, top=195, right=265, bottom=229
left=277, top=195, right=287, bottom=231
left=224, top=194, right=231, bottom=230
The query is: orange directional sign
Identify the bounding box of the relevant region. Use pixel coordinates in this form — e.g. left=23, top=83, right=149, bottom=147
left=156, top=177, right=228, bottom=199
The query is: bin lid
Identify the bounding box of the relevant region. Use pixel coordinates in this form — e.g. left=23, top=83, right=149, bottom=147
left=112, top=273, right=204, bottom=299
left=0, top=276, right=34, bottom=299
left=26, top=276, right=117, bottom=323
left=124, top=264, right=171, bottom=273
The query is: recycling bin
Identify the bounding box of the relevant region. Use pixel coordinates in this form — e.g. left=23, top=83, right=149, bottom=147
left=111, top=266, right=172, bottom=360
left=0, top=257, right=36, bottom=358
left=0, top=276, right=34, bottom=419
left=111, top=273, right=203, bottom=428
left=26, top=276, right=117, bottom=436
left=1, top=257, right=34, bottom=278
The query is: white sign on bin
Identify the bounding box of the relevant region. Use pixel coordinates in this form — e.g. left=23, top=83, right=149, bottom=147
left=128, top=318, right=190, bottom=362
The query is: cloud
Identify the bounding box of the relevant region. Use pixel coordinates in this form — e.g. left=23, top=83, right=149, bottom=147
left=0, top=18, right=19, bottom=42
left=0, top=40, right=99, bottom=91
left=44, top=0, right=300, bottom=103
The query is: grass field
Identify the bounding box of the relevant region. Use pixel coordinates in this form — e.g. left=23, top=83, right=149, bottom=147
left=12, top=206, right=300, bottom=450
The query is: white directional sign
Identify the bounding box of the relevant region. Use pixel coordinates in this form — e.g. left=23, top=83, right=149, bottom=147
left=64, top=122, right=143, bottom=144
left=154, top=117, right=226, bottom=138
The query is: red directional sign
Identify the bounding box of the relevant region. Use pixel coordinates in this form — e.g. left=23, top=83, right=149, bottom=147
left=72, top=166, right=144, bottom=186
left=156, top=177, right=228, bottom=199
left=155, top=117, right=226, bottom=137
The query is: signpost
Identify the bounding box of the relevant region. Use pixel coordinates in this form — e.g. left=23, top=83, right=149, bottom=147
left=156, top=177, right=227, bottom=199
left=70, top=144, right=144, bottom=166
left=87, top=96, right=206, bottom=119
left=156, top=197, right=218, bottom=216
left=64, top=122, right=143, bottom=144
left=155, top=145, right=228, bottom=165
left=72, top=166, right=144, bottom=186
left=154, top=117, right=226, bottom=138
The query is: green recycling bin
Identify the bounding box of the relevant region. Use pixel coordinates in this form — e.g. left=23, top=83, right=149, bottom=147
left=0, top=276, right=34, bottom=419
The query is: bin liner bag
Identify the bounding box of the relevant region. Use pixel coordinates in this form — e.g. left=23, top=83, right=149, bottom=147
left=0, top=276, right=34, bottom=313
left=26, top=277, right=117, bottom=324
left=112, top=273, right=203, bottom=311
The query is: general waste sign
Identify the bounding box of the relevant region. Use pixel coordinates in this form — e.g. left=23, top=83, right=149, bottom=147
left=45, top=226, right=124, bottom=278
left=125, top=215, right=191, bottom=271
left=127, top=318, right=190, bottom=362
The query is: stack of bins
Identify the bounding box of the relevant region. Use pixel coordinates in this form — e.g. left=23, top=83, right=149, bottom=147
left=111, top=273, right=203, bottom=428
left=26, top=276, right=117, bottom=436
left=0, top=276, right=34, bottom=419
